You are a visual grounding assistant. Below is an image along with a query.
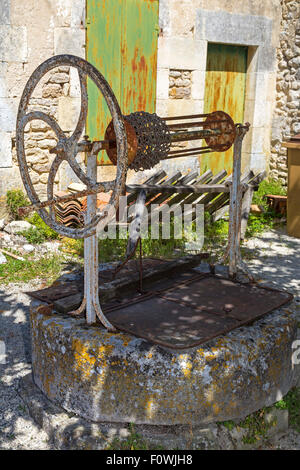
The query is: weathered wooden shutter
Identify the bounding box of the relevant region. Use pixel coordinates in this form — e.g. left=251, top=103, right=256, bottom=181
left=202, top=43, right=248, bottom=175
left=86, top=0, right=159, bottom=164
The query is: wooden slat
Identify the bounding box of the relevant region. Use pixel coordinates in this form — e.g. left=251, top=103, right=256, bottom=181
left=147, top=171, right=198, bottom=222
left=145, top=171, right=182, bottom=207
left=166, top=171, right=199, bottom=207
left=126, top=184, right=230, bottom=194
left=183, top=169, right=227, bottom=209
left=206, top=170, right=254, bottom=215
left=127, top=170, right=166, bottom=205
left=128, top=172, right=182, bottom=224
left=168, top=170, right=213, bottom=209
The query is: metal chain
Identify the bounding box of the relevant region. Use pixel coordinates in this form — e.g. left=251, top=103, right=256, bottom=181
left=125, top=111, right=171, bottom=171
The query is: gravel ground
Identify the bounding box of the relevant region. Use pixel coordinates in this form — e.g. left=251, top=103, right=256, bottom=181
left=0, top=228, right=299, bottom=450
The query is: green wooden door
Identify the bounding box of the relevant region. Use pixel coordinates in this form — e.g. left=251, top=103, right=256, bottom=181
left=86, top=0, right=159, bottom=165
left=202, top=43, right=248, bottom=175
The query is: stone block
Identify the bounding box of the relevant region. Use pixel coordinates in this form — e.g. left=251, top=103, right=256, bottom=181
left=42, top=84, right=63, bottom=99
left=156, top=68, right=169, bottom=100
left=157, top=37, right=207, bottom=70
left=49, top=72, right=70, bottom=84
left=0, top=131, right=12, bottom=167
left=169, top=0, right=196, bottom=37
left=0, top=98, right=18, bottom=132
left=252, top=100, right=272, bottom=128
left=4, top=220, right=33, bottom=234
left=265, top=408, right=289, bottom=436
left=54, top=27, right=85, bottom=58
left=155, top=99, right=168, bottom=117
left=0, top=62, right=8, bottom=98
left=0, top=168, right=23, bottom=195
left=167, top=99, right=203, bottom=117
left=195, top=10, right=272, bottom=47
left=250, top=127, right=269, bottom=154
left=158, top=0, right=171, bottom=37
left=71, top=0, right=85, bottom=27
left=0, top=0, right=10, bottom=25
left=246, top=72, right=272, bottom=103
left=32, top=162, right=51, bottom=174
left=5, top=62, right=30, bottom=98
left=249, top=152, right=267, bottom=172
left=58, top=96, right=81, bottom=132
left=257, top=45, right=277, bottom=73
left=69, top=67, right=81, bottom=98
left=29, top=296, right=298, bottom=426
left=191, top=70, right=206, bottom=100
left=0, top=25, right=27, bottom=62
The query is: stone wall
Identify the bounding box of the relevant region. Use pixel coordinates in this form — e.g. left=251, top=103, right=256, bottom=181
left=270, top=0, right=300, bottom=185
left=0, top=0, right=85, bottom=199
left=0, top=0, right=297, bottom=198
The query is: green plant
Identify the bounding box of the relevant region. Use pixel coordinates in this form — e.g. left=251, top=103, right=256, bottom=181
left=26, top=212, right=58, bottom=240
left=60, top=237, right=84, bottom=256
left=20, top=212, right=59, bottom=244
left=218, top=408, right=275, bottom=445
left=274, top=387, right=300, bottom=432
left=252, top=178, right=287, bottom=210
left=106, top=423, right=149, bottom=450
left=238, top=408, right=274, bottom=444
left=6, top=189, right=30, bottom=220
left=245, top=212, right=276, bottom=238
left=20, top=226, right=46, bottom=244
left=221, top=420, right=236, bottom=431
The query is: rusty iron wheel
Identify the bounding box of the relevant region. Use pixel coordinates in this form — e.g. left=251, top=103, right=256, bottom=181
left=16, top=54, right=128, bottom=239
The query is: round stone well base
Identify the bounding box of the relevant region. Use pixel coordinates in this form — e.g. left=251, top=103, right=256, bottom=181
left=29, top=295, right=298, bottom=427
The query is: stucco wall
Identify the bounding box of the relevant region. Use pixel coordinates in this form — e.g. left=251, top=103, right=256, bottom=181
left=0, top=0, right=297, bottom=200
left=156, top=0, right=281, bottom=176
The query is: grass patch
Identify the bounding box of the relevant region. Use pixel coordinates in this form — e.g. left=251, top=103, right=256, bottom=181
left=60, top=222, right=187, bottom=263
left=0, top=252, right=66, bottom=285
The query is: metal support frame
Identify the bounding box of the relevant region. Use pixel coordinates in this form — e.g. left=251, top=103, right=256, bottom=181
left=222, top=123, right=253, bottom=279
left=70, top=149, right=116, bottom=331
left=16, top=54, right=256, bottom=330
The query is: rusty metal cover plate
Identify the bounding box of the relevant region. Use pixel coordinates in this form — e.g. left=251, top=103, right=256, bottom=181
left=105, top=274, right=293, bottom=349
left=26, top=281, right=81, bottom=303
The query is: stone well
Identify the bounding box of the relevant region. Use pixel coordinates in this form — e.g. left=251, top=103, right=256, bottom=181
left=30, top=287, right=298, bottom=426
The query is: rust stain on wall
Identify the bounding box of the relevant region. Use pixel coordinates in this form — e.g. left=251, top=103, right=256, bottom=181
left=86, top=0, right=159, bottom=165
left=202, top=43, right=248, bottom=175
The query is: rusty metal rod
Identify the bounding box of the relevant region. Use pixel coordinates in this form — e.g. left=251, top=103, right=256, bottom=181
left=161, top=113, right=211, bottom=121
left=75, top=127, right=226, bottom=155
left=164, top=150, right=214, bottom=159
left=168, top=146, right=211, bottom=155
left=167, top=119, right=229, bottom=130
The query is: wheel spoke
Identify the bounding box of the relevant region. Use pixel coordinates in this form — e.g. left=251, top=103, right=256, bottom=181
left=18, top=111, right=65, bottom=141
left=16, top=54, right=128, bottom=239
